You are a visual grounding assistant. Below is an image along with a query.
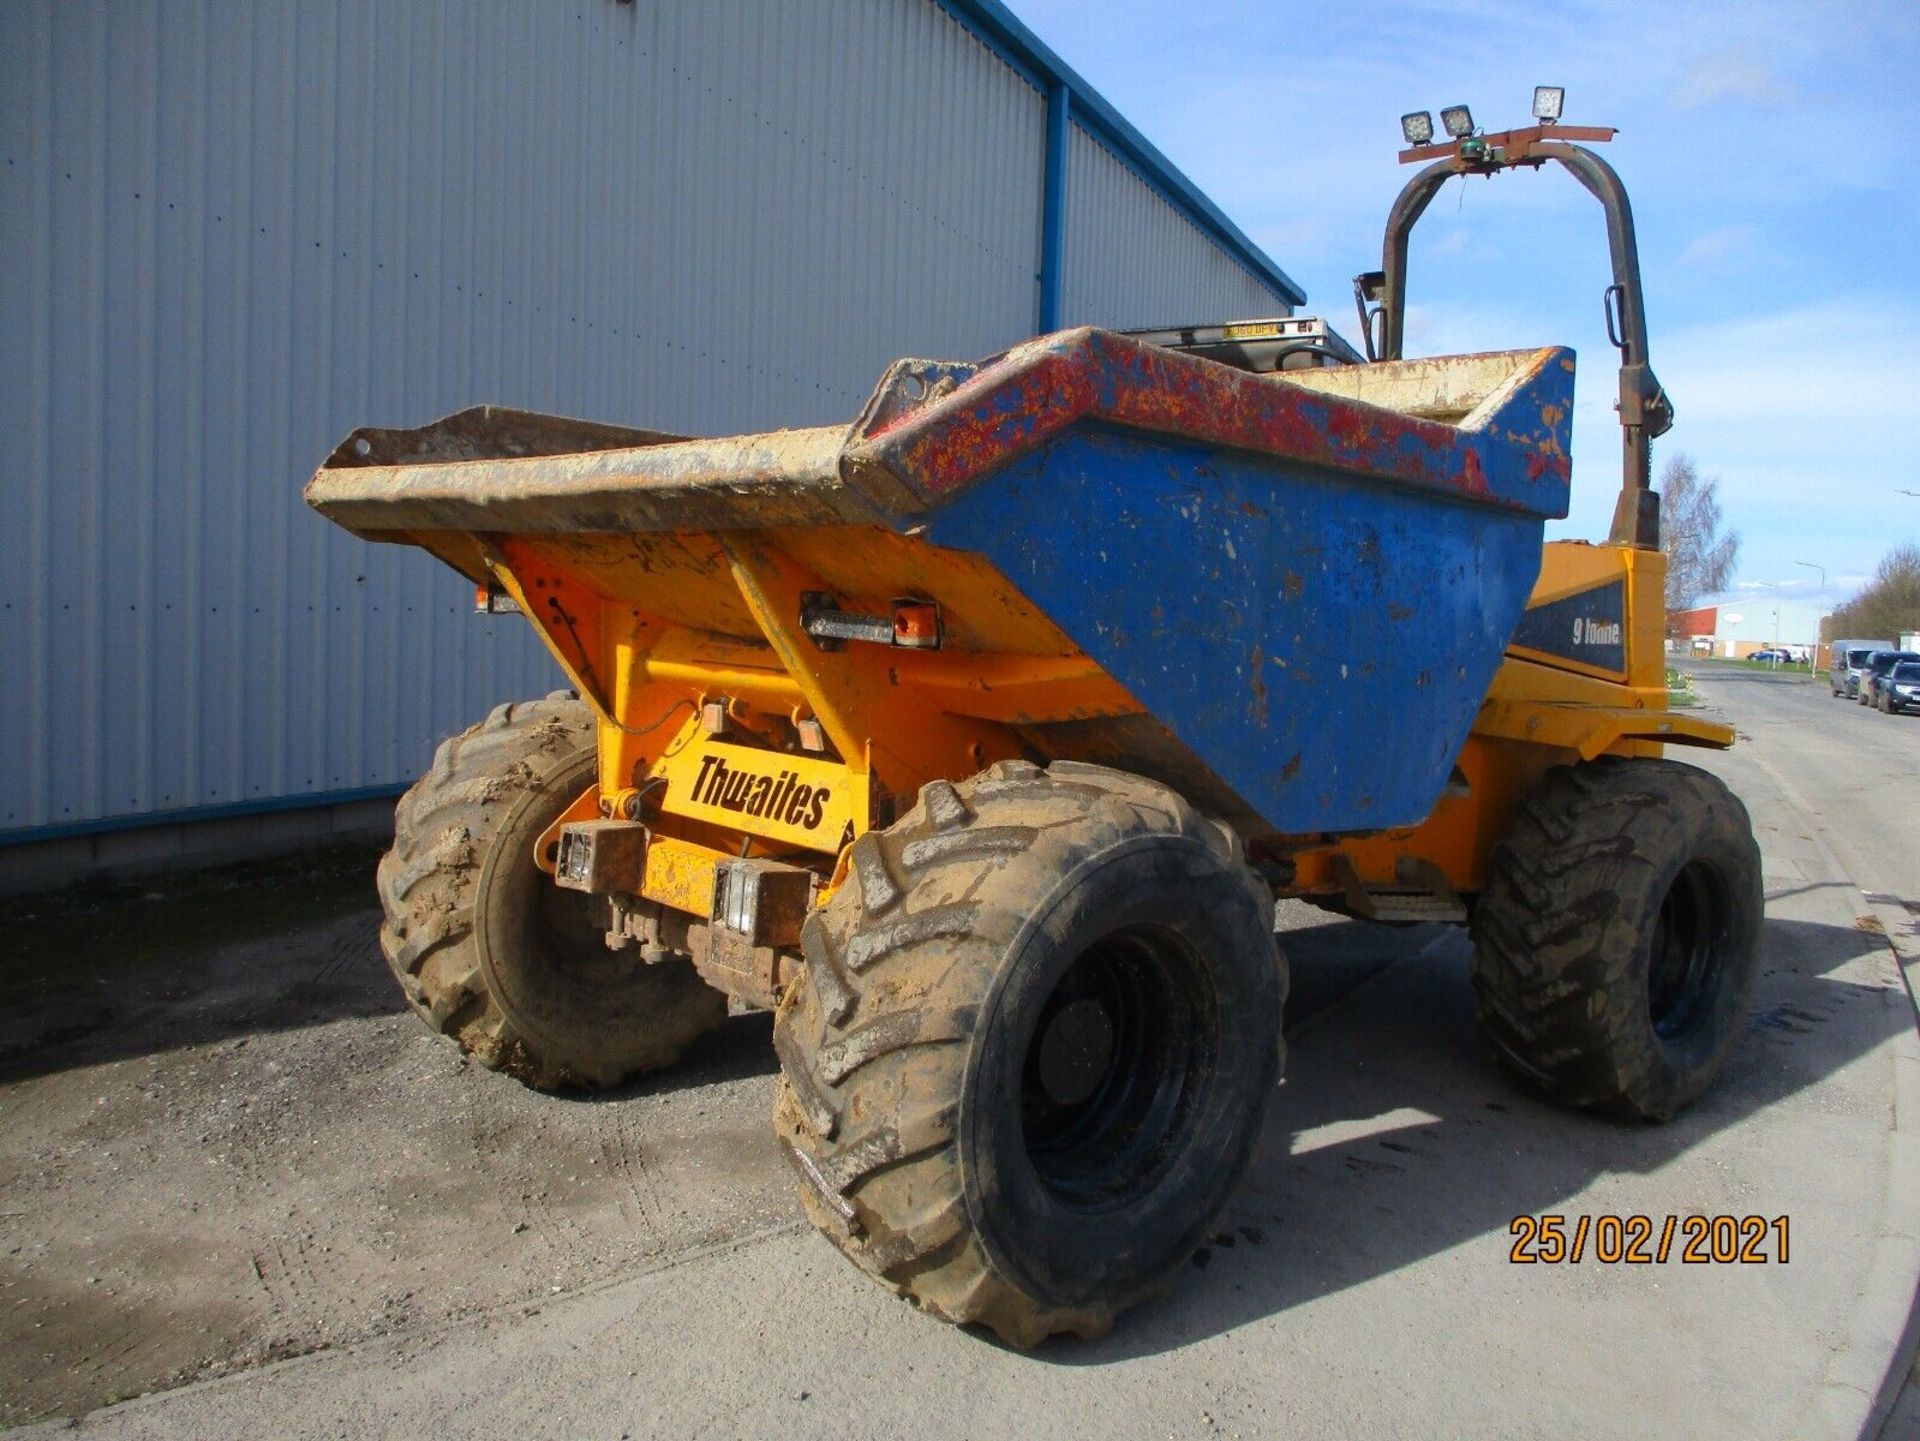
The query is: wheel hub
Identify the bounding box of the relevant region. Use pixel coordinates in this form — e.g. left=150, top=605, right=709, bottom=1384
left=1647, top=859, right=1727, bottom=1041
left=1035, top=998, right=1116, bottom=1106
left=1018, top=926, right=1213, bottom=1210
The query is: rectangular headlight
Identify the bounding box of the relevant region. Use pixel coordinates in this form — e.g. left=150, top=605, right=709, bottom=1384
left=710, top=858, right=813, bottom=947
left=728, top=867, right=757, bottom=934
left=551, top=820, right=648, bottom=894
left=1532, top=86, right=1565, bottom=122
left=1440, top=104, right=1475, bottom=138
left=1401, top=110, right=1434, bottom=145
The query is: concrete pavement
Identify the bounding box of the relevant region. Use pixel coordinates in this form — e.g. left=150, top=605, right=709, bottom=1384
left=1689, top=661, right=1920, bottom=1436
left=9, top=668, right=1919, bottom=1440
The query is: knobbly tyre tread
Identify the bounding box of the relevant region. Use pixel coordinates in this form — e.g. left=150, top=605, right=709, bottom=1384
left=376, top=692, right=724, bottom=1090
left=772, top=759, right=1283, bottom=1348
left=1468, top=756, right=1762, bottom=1121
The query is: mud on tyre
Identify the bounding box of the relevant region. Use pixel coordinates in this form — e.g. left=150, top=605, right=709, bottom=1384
left=377, top=693, right=725, bottom=1089
left=773, top=760, right=1285, bottom=1347
left=1469, top=756, right=1762, bottom=1121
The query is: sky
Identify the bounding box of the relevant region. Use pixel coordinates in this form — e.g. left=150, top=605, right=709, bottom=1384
left=1010, top=0, right=1920, bottom=616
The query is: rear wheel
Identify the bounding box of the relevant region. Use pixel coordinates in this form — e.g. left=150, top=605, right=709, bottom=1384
left=377, top=693, right=726, bottom=1089
left=1469, top=757, right=1762, bottom=1121
left=773, top=760, right=1283, bottom=1347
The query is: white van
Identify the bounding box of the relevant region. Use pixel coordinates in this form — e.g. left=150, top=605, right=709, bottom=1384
left=1829, top=639, right=1895, bottom=698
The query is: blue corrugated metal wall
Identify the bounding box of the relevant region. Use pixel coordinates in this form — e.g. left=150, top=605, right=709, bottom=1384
left=0, top=0, right=1298, bottom=843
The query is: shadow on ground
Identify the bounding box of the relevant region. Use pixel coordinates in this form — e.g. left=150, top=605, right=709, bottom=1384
left=0, top=845, right=408, bottom=1085
left=1046, top=909, right=1906, bottom=1364
left=0, top=844, right=786, bottom=1094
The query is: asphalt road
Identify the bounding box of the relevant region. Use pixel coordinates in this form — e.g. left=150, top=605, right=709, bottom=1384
left=1688, top=662, right=1920, bottom=956
left=4, top=664, right=1917, bottom=1440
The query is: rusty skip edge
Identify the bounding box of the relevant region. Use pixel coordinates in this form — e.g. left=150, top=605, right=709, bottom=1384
left=303, top=327, right=1574, bottom=541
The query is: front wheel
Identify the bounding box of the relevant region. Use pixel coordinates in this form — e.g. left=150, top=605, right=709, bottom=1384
left=1469, top=758, right=1762, bottom=1121
left=377, top=694, right=726, bottom=1089
left=773, top=760, right=1283, bottom=1347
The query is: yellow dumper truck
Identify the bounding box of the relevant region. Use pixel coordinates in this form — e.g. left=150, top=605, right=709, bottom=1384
left=307, top=110, right=1760, bottom=1344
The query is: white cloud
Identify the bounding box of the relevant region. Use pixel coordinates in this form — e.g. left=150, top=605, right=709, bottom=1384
left=1637, top=298, right=1920, bottom=588
left=1670, top=47, right=1795, bottom=109
left=1659, top=299, right=1919, bottom=434
left=1428, top=226, right=1501, bottom=262
left=1674, top=225, right=1761, bottom=271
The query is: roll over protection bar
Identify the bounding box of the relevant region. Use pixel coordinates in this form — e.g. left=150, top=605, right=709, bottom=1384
left=1354, top=125, right=1672, bottom=549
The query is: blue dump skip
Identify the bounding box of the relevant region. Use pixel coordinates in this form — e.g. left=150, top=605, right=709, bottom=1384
left=927, top=427, right=1546, bottom=832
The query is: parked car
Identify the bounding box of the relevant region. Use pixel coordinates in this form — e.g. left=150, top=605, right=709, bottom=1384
left=1880, top=661, right=1920, bottom=715
left=1749, top=648, right=1790, bottom=664
left=1860, top=650, right=1920, bottom=707
left=1830, top=639, right=1895, bottom=698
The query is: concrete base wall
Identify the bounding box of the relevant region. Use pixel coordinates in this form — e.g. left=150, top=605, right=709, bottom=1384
left=0, top=799, right=398, bottom=898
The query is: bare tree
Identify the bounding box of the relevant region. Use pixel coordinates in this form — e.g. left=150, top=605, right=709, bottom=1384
left=1828, top=542, right=1920, bottom=642
left=1659, top=454, right=1739, bottom=611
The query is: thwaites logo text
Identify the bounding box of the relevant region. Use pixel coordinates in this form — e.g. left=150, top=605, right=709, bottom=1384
left=690, top=754, right=831, bottom=831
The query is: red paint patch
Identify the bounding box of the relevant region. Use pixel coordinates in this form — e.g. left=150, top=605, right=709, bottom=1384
left=850, top=329, right=1565, bottom=519
left=1459, top=449, right=1491, bottom=498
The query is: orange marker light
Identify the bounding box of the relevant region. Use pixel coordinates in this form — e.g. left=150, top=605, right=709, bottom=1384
left=892, top=602, right=942, bottom=649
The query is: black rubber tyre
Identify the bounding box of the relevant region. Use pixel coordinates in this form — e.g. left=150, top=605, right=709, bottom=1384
left=1469, top=757, right=1762, bottom=1122
left=772, top=760, right=1284, bottom=1348
left=1879, top=690, right=1894, bottom=714
left=377, top=693, right=725, bottom=1090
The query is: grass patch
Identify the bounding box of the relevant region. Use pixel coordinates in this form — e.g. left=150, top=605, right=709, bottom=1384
left=1697, top=656, right=1817, bottom=677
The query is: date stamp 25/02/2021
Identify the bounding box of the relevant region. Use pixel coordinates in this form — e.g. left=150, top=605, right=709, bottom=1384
left=1509, top=1214, right=1789, bottom=1265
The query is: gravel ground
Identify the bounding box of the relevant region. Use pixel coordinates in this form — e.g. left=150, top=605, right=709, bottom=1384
left=0, top=848, right=795, bottom=1426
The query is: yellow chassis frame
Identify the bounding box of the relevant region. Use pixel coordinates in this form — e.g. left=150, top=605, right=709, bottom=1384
left=475, top=525, right=1726, bottom=940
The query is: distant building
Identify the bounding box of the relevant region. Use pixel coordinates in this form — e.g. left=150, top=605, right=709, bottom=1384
left=1668, top=597, right=1825, bottom=660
